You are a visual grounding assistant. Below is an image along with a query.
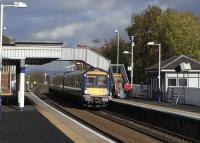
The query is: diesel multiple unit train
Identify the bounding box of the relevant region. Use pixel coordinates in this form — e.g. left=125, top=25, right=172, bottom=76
left=49, top=67, right=112, bottom=107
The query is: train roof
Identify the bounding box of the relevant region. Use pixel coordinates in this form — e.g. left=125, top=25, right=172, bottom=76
left=64, top=70, right=86, bottom=76
left=64, top=67, right=108, bottom=77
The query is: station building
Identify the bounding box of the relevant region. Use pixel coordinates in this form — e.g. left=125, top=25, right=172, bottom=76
left=145, top=55, right=200, bottom=105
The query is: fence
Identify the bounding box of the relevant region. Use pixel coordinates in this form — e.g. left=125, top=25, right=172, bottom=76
left=167, top=87, right=200, bottom=106
left=131, top=84, right=149, bottom=98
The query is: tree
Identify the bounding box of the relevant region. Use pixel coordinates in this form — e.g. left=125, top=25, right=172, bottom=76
left=126, top=6, right=162, bottom=83
left=98, top=38, right=129, bottom=64
left=96, top=38, right=131, bottom=78
left=156, top=10, right=200, bottom=60
left=126, top=6, right=200, bottom=83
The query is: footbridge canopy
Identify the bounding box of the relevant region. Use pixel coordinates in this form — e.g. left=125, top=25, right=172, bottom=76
left=2, top=45, right=62, bottom=65
left=2, top=46, right=110, bottom=71
left=61, top=48, right=111, bottom=71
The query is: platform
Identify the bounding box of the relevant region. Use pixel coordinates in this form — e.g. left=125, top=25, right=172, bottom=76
left=0, top=94, right=114, bottom=143
left=111, top=98, right=200, bottom=120
left=0, top=96, right=73, bottom=143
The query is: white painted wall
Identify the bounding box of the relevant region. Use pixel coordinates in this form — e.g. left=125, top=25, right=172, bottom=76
left=188, top=78, right=199, bottom=87
left=167, top=73, right=200, bottom=88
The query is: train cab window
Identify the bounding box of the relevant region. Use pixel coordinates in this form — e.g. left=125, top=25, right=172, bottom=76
left=86, top=75, right=107, bottom=88
left=96, top=76, right=107, bottom=87
left=87, top=77, right=96, bottom=87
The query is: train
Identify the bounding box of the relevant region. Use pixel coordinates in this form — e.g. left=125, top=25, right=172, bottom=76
left=48, top=67, right=112, bottom=107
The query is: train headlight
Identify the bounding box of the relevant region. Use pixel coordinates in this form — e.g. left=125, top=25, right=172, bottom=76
left=84, top=90, right=88, bottom=94
left=104, top=89, right=109, bottom=95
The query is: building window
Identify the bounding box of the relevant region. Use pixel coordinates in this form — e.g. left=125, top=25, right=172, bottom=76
left=168, top=79, right=176, bottom=86
left=179, top=78, right=187, bottom=86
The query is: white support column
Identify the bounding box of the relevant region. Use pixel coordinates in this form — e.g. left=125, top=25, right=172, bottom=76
left=165, top=73, right=168, bottom=102
left=19, top=59, right=25, bottom=111
left=16, top=64, right=20, bottom=104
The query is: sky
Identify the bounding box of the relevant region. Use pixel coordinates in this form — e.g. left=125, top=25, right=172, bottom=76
left=1, top=0, right=200, bottom=48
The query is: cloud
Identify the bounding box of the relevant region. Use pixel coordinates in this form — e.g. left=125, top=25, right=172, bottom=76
left=32, top=0, right=146, bottom=47
left=1, top=0, right=200, bottom=47
left=34, top=21, right=97, bottom=40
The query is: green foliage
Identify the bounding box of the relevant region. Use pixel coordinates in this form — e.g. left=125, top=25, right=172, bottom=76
left=96, top=38, right=131, bottom=78
left=126, top=6, right=162, bottom=83
left=156, top=10, right=200, bottom=60
left=126, top=6, right=200, bottom=83
left=97, top=5, right=200, bottom=84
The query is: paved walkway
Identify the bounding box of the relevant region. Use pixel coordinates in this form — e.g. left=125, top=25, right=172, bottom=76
left=0, top=96, right=73, bottom=143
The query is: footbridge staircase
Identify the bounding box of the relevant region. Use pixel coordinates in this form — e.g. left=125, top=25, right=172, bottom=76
left=111, top=64, right=130, bottom=97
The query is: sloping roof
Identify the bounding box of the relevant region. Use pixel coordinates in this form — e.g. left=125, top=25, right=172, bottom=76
left=145, top=55, right=200, bottom=72
left=3, top=35, right=14, bottom=45
left=2, top=35, right=63, bottom=46
left=15, top=41, right=63, bottom=46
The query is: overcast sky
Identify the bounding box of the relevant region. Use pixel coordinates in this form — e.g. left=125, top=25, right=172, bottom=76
left=1, top=0, right=200, bottom=48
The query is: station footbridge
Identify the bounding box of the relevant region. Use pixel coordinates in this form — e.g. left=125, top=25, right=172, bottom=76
left=1, top=43, right=110, bottom=111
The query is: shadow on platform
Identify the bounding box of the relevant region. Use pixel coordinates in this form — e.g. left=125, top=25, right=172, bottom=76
left=0, top=95, right=74, bottom=143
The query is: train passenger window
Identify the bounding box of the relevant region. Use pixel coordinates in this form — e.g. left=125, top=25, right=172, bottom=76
left=79, top=78, right=82, bottom=87
left=65, top=77, right=68, bottom=86
left=75, top=78, right=78, bottom=87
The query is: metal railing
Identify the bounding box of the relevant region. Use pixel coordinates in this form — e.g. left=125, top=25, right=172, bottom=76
left=167, top=87, right=200, bottom=106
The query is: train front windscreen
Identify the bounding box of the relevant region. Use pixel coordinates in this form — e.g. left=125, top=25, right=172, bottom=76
left=86, top=75, right=108, bottom=88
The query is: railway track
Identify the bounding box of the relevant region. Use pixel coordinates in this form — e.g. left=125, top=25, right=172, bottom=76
left=37, top=95, right=124, bottom=143
left=89, top=110, right=198, bottom=143
left=32, top=89, right=158, bottom=143
left=32, top=88, right=198, bottom=143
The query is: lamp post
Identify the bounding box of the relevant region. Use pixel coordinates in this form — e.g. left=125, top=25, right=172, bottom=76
left=123, top=36, right=134, bottom=91
left=147, top=42, right=161, bottom=91
left=0, top=2, right=28, bottom=46
left=0, top=1, right=27, bottom=116
left=131, top=36, right=134, bottom=90
left=115, top=30, right=119, bottom=73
